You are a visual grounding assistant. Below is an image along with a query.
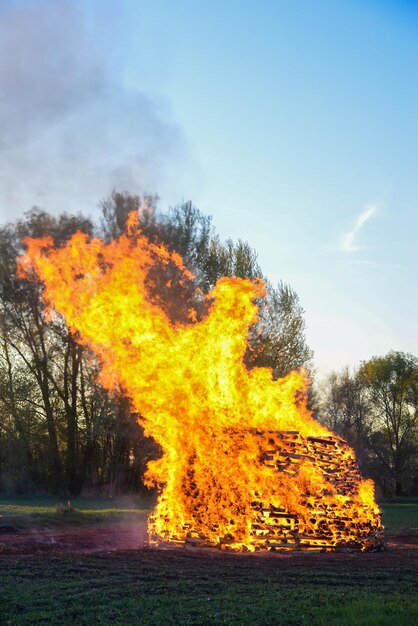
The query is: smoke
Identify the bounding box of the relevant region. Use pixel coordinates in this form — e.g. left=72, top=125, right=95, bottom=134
left=0, top=0, right=187, bottom=222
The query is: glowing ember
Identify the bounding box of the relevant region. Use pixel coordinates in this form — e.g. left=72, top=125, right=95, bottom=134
left=18, top=212, right=383, bottom=552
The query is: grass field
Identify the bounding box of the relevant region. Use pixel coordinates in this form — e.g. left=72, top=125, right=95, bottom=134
left=1, top=547, right=417, bottom=626
left=0, top=495, right=151, bottom=531
left=381, top=501, right=418, bottom=535
left=0, top=497, right=417, bottom=625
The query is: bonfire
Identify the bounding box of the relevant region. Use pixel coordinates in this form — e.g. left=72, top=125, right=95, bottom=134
left=18, top=211, right=384, bottom=552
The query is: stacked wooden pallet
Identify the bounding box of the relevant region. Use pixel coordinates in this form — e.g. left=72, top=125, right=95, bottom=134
left=245, top=430, right=384, bottom=552
left=150, top=429, right=384, bottom=553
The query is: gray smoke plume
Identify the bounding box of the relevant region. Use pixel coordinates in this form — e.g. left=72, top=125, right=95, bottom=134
left=0, top=0, right=187, bottom=222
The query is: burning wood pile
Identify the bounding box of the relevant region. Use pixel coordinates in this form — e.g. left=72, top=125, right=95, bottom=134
left=250, top=430, right=384, bottom=552
left=150, top=429, right=383, bottom=553
left=18, top=211, right=384, bottom=556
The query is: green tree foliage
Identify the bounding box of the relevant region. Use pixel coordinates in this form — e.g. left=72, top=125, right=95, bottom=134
left=319, top=352, right=418, bottom=495
left=246, top=282, right=313, bottom=379
left=359, top=352, right=418, bottom=495
left=0, top=209, right=94, bottom=491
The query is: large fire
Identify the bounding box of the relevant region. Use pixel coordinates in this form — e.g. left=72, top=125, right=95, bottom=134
left=18, top=212, right=383, bottom=552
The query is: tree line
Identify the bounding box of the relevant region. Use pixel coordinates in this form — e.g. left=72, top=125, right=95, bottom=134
left=316, top=352, right=418, bottom=496
left=0, top=192, right=312, bottom=495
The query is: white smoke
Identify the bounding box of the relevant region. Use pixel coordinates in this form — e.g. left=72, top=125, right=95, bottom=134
left=0, top=0, right=187, bottom=222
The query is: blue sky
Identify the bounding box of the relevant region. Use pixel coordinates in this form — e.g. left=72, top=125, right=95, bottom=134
left=0, top=0, right=417, bottom=374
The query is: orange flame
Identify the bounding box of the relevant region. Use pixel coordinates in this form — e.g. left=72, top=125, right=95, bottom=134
left=18, top=212, right=382, bottom=551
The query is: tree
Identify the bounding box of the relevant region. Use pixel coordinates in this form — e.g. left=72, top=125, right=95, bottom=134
left=100, top=190, right=160, bottom=243
left=158, top=201, right=213, bottom=275
left=246, top=281, right=313, bottom=378
left=318, top=352, right=418, bottom=495
left=316, top=368, right=373, bottom=477
left=359, top=351, right=418, bottom=495
left=0, top=209, right=94, bottom=492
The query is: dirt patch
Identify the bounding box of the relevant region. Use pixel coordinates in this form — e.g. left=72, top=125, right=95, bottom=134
left=0, top=523, right=147, bottom=555
left=0, top=524, right=417, bottom=572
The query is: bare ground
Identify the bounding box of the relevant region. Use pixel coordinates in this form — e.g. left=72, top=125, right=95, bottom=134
left=0, top=524, right=417, bottom=573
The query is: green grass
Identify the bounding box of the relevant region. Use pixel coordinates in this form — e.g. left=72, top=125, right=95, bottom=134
left=0, top=494, right=152, bottom=511
left=381, top=501, right=418, bottom=535
left=0, top=495, right=150, bottom=530
left=0, top=549, right=416, bottom=625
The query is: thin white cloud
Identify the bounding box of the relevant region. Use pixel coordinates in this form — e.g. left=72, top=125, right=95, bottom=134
left=341, top=204, right=377, bottom=252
